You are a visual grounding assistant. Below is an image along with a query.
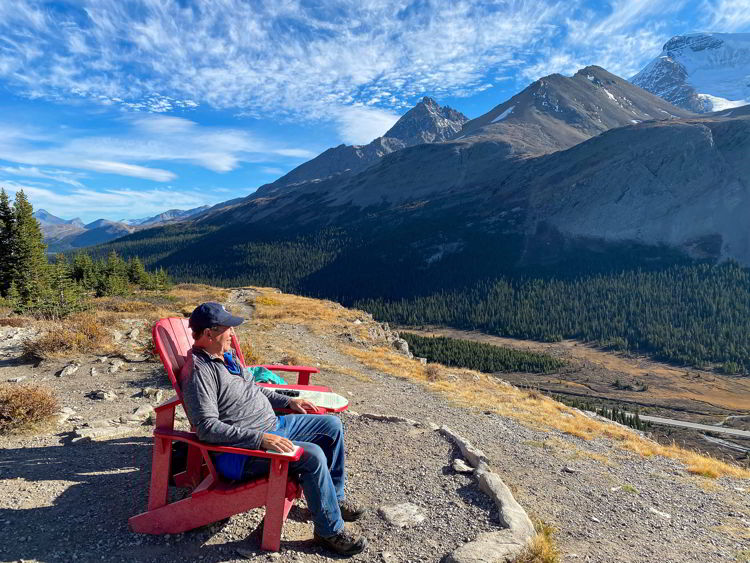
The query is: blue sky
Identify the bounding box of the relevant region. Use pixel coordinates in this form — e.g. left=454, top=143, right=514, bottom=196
left=0, top=0, right=748, bottom=223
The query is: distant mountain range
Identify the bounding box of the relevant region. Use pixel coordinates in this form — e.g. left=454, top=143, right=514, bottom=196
left=35, top=205, right=209, bottom=252
left=632, top=32, right=750, bottom=112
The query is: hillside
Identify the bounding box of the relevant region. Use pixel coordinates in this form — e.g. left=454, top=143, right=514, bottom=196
left=0, top=286, right=748, bottom=562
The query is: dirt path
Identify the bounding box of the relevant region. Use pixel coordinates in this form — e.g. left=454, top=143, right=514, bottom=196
left=0, top=289, right=748, bottom=562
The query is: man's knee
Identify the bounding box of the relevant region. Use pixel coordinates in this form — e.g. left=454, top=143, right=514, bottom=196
left=322, top=415, right=343, bottom=436
left=301, top=443, right=327, bottom=470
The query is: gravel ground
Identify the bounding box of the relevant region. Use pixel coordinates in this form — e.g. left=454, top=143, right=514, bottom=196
left=0, top=291, right=748, bottom=563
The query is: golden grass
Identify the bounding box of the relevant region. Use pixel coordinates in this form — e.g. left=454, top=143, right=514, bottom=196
left=251, top=290, right=368, bottom=338
left=0, top=384, right=59, bottom=434
left=24, top=312, right=114, bottom=359
left=736, top=549, right=750, bottom=563
left=240, top=336, right=264, bottom=365
left=169, top=283, right=230, bottom=305
left=513, top=520, right=561, bottom=563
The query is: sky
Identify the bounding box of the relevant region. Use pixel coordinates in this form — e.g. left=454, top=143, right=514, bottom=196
left=0, top=0, right=749, bottom=223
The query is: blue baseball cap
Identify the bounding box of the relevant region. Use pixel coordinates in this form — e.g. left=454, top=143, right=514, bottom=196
left=188, top=302, right=245, bottom=332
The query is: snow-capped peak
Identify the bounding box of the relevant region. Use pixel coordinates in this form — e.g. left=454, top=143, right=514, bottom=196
left=632, top=32, right=750, bottom=112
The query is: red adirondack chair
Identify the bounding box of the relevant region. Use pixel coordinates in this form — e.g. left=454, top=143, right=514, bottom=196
left=128, top=317, right=324, bottom=551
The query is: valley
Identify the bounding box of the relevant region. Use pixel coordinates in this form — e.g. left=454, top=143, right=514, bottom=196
left=401, top=326, right=750, bottom=463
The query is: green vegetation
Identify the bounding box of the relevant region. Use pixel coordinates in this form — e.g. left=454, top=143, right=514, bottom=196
left=552, top=395, right=649, bottom=431
left=0, top=188, right=170, bottom=318
left=400, top=332, right=566, bottom=374
left=360, top=263, right=750, bottom=373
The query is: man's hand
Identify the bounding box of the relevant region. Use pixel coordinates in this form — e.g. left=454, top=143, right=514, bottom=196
left=261, top=433, right=295, bottom=453
left=288, top=398, right=318, bottom=413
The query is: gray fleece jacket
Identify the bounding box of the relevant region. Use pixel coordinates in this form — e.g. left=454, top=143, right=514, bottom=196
left=179, top=346, right=291, bottom=449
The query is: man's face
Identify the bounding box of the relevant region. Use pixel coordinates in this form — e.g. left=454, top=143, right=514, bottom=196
left=209, top=325, right=233, bottom=353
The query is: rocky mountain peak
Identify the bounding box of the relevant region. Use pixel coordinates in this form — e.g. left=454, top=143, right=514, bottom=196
left=663, top=33, right=724, bottom=54
left=382, top=97, right=468, bottom=145
left=457, top=65, right=691, bottom=155
left=250, top=97, right=468, bottom=197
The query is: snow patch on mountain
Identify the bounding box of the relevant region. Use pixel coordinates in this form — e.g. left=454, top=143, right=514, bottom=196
left=491, top=105, right=515, bottom=123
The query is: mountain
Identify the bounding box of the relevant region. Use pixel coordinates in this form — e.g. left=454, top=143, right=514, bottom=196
left=255, top=97, right=467, bottom=197
left=458, top=65, right=693, bottom=155
left=34, top=209, right=84, bottom=228
left=200, top=66, right=692, bottom=222
left=37, top=206, right=214, bottom=252
left=122, top=205, right=210, bottom=226
left=39, top=217, right=135, bottom=253
left=632, top=33, right=750, bottom=112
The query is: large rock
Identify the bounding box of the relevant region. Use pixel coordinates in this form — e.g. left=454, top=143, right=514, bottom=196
left=57, top=363, right=80, bottom=377
left=477, top=470, right=535, bottom=539
left=377, top=503, right=426, bottom=528
left=446, top=530, right=528, bottom=563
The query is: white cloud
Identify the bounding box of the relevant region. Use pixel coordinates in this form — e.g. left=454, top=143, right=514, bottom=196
left=701, top=0, right=750, bottom=31
left=0, top=165, right=86, bottom=188
left=0, top=0, right=567, bottom=123
left=335, top=105, right=400, bottom=145
left=82, top=160, right=176, bottom=182
left=0, top=114, right=316, bottom=181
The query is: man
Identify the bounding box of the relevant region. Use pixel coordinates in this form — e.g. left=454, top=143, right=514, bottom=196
left=179, top=302, right=367, bottom=556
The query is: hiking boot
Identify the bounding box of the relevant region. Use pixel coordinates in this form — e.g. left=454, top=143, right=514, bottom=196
left=339, top=499, right=367, bottom=522
left=314, top=527, right=367, bottom=556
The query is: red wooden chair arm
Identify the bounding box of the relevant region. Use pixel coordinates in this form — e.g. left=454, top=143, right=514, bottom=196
left=153, top=428, right=304, bottom=462
left=257, top=365, right=319, bottom=385
left=154, top=395, right=181, bottom=413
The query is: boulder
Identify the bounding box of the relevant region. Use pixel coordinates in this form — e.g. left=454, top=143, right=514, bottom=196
left=377, top=503, right=426, bottom=528
left=92, top=390, right=117, bottom=401
left=58, top=363, right=80, bottom=377
left=446, top=530, right=528, bottom=563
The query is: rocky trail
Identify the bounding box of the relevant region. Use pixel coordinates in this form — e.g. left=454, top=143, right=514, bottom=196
left=0, top=288, right=748, bottom=562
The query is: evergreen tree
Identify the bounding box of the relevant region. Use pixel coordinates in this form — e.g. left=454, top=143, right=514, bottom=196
left=71, top=252, right=96, bottom=289
left=0, top=188, right=16, bottom=296
left=38, top=254, right=86, bottom=318
left=127, top=256, right=147, bottom=285
left=12, top=190, right=48, bottom=309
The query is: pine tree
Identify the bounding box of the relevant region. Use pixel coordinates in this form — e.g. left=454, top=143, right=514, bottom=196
left=0, top=188, right=16, bottom=296
left=71, top=252, right=96, bottom=289
left=127, top=256, right=147, bottom=285
left=38, top=254, right=86, bottom=318
left=12, top=190, right=48, bottom=308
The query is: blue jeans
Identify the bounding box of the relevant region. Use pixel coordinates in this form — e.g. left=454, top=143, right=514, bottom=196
left=241, top=414, right=346, bottom=537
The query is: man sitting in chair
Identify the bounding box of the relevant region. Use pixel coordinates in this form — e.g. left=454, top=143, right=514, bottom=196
left=180, top=302, right=367, bottom=556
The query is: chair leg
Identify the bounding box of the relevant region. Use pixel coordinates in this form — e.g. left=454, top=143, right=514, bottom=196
left=147, top=437, right=172, bottom=511
left=173, top=444, right=204, bottom=489
left=261, top=459, right=291, bottom=551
